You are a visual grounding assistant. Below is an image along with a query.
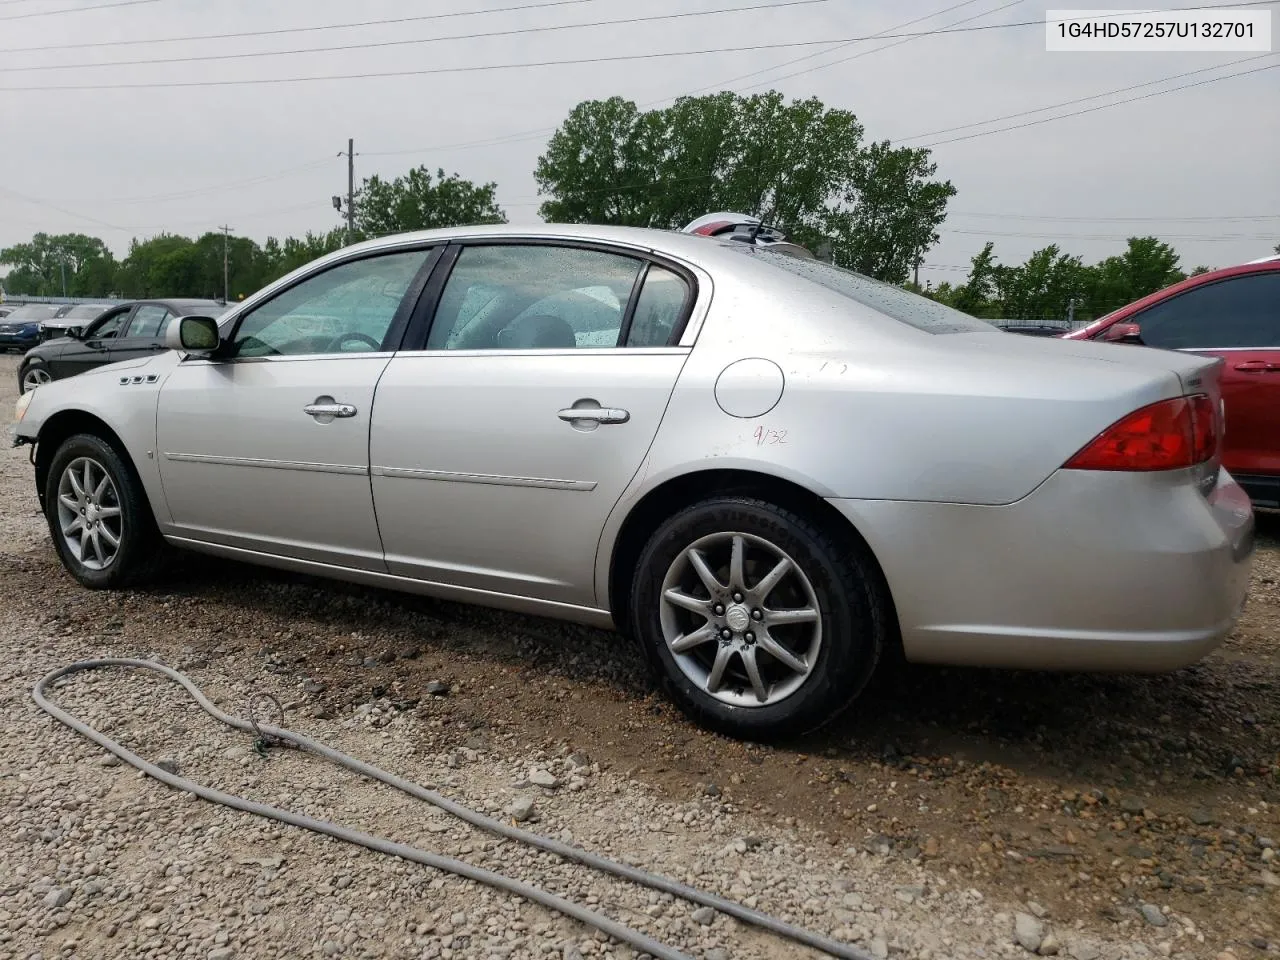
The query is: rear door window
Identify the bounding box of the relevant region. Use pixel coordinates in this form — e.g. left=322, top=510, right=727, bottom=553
left=425, top=244, right=644, bottom=350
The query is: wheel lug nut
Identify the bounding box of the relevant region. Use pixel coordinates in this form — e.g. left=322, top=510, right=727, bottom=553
left=713, top=604, right=725, bottom=615
left=733, top=592, right=743, bottom=603
left=751, top=609, right=763, bottom=620
left=720, top=629, right=732, bottom=641
left=745, top=632, right=755, bottom=644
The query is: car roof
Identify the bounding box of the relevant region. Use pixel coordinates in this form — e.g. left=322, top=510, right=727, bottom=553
left=320, top=222, right=761, bottom=267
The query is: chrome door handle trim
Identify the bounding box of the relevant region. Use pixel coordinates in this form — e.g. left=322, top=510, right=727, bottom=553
left=304, top=402, right=358, bottom=418
left=557, top=407, right=630, bottom=424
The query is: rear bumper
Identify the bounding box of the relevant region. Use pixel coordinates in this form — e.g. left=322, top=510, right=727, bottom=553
left=0, top=333, right=38, bottom=349
left=827, top=467, right=1254, bottom=672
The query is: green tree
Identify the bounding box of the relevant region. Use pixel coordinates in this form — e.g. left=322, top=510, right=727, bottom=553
left=948, top=242, right=999, bottom=316
left=354, top=166, right=505, bottom=239
left=991, top=245, right=1086, bottom=321
left=534, top=96, right=664, bottom=225
left=0, top=232, right=116, bottom=296
left=115, top=234, right=196, bottom=298
left=825, top=141, right=956, bottom=283
left=259, top=229, right=348, bottom=286
left=1082, top=236, right=1184, bottom=317
left=535, top=91, right=946, bottom=279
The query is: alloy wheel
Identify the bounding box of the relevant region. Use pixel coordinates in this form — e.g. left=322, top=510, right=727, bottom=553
left=56, top=457, right=124, bottom=571
left=659, top=532, right=822, bottom=708
left=22, top=366, right=51, bottom=392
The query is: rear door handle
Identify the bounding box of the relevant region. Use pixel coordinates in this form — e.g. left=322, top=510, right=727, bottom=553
left=557, top=406, right=630, bottom=425
left=1233, top=361, right=1280, bottom=372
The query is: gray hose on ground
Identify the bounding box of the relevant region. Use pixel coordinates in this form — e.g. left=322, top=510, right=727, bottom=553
left=33, top=658, right=877, bottom=960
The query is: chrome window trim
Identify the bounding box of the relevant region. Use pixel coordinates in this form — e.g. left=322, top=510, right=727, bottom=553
left=180, top=352, right=397, bottom=365
left=387, top=346, right=689, bottom=359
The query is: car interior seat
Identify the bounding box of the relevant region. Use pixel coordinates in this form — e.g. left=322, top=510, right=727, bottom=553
left=496, top=314, right=577, bottom=349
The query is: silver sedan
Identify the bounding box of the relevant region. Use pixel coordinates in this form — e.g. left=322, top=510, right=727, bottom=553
left=10, top=224, right=1256, bottom=739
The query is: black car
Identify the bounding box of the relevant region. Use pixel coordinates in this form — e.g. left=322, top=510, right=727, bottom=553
left=40, top=302, right=116, bottom=342
left=18, top=298, right=231, bottom=393
left=0, top=304, right=61, bottom=353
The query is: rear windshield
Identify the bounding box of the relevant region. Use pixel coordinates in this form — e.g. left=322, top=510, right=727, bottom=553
left=737, top=247, right=994, bottom=335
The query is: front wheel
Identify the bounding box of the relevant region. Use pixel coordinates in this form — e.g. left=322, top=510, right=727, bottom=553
left=20, top=359, right=51, bottom=394
left=630, top=497, right=890, bottom=740
left=43, top=434, right=163, bottom=589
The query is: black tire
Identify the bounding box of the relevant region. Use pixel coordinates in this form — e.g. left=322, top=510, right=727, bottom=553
left=18, top=358, right=50, bottom=394
left=43, top=433, right=165, bottom=589
left=630, top=496, right=889, bottom=740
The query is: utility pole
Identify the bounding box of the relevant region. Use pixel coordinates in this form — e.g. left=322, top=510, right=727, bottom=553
left=337, top=138, right=357, bottom=244
left=218, top=225, right=232, bottom=303
left=1067, top=297, right=1076, bottom=327
left=59, top=256, right=67, bottom=298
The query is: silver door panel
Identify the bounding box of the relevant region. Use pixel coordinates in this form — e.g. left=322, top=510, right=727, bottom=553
left=369, top=350, right=687, bottom=605
left=156, top=356, right=391, bottom=570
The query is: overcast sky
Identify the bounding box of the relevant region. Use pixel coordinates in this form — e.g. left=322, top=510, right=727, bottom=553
left=1, top=0, right=1277, bottom=286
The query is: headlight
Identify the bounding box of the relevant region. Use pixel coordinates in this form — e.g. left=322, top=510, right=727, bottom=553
left=14, top=390, right=33, bottom=423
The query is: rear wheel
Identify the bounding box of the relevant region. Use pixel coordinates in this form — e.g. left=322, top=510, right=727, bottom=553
left=43, top=433, right=164, bottom=589
left=20, top=359, right=51, bottom=393
left=630, top=497, right=888, bottom=740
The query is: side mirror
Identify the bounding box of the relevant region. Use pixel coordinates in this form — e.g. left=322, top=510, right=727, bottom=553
left=165, top=315, right=221, bottom=355
left=1102, top=322, right=1143, bottom=344
left=65, top=326, right=83, bottom=339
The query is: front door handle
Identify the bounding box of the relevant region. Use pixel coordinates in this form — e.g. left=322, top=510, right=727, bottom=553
left=1234, top=360, right=1280, bottom=373
left=304, top=396, right=358, bottom=422
left=557, top=406, right=630, bottom=425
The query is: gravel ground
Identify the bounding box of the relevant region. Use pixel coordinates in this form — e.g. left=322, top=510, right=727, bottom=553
left=0, top=352, right=1276, bottom=960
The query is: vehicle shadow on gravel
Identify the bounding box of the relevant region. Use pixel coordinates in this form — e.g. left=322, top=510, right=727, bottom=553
left=139, top=509, right=1278, bottom=794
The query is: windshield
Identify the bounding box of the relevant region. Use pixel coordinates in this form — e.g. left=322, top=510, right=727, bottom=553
left=62, top=304, right=110, bottom=319
left=737, top=247, right=994, bottom=335
left=3, top=304, right=59, bottom=321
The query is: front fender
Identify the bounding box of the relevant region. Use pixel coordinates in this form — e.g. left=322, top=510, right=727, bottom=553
left=16, top=353, right=182, bottom=523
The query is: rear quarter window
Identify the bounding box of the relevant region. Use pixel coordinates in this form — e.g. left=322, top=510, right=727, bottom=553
left=741, top=248, right=994, bottom=335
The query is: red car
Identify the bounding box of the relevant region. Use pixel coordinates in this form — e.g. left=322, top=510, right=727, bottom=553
left=1064, top=255, right=1280, bottom=508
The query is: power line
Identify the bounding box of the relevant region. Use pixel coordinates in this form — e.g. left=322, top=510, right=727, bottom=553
left=0, top=0, right=832, bottom=59
left=158, top=200, right=327, bottom=229
left=917, top=58, right=1280, bottom=148
left=0, top=0, right=841, bottom=73
left=4, top=0, right=1273, bottom=91
left=642, top=0, right=994, bottom=103
left=942, top=227, right=1278, bottom=241
left=733, top=0, right=1029, bottom=94
left=43, top=158, right=337, bottom=206
left=899, top=53, right=1277, bottom=142
left=0, top=0, right=162, bottom=21
left=0, top=0, right=611, bottom=52
left=0, top=185, right=133, bottom=233
left=950, top=211, right=1280, bottom=223
left=363, top=0, right=1018, bottom=160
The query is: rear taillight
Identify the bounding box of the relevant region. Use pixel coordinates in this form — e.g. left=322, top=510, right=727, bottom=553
left=1064, top=394, right=1218, bottom=471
